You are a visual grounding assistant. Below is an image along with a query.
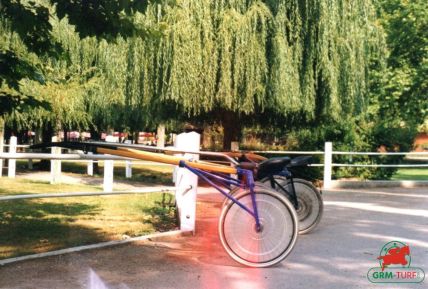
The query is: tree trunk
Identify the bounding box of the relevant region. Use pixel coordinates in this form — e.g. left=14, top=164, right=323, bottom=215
left=222, top=111, right=241, bottom=151
left=35, top=127, right=43, bottom=144
left=37, top=122, right=54, bottom=170
left=42, top=123, right=54, bottom=143
left=63, top=127, right=68, bottom=142
left=133, top=131, right=139, bottom=144
left=202, top=125, right=212, bottom=149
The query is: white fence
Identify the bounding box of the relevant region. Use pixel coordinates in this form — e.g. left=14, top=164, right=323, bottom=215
left=0, top=133, right=202, bottom=233
left=0, top=136, right=175, bottom=191
left=255, top=142, right=428, bottom=189
left=1, top=138, right=428, bottom=191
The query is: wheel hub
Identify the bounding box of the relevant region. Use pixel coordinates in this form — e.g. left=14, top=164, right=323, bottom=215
left=253, top=222, right=264, bottom=233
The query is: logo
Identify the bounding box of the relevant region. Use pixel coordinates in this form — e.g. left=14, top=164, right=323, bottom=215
left=367, top=241, right=425, bottom=283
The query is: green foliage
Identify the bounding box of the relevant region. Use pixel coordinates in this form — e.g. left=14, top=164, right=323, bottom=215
left=52, top=0, right=173, bottom=39
left=0, top=50, right=43, bottom=90
left=375, top=0, right=428, bottom=132
left=2, top=0, right=410, bottom=179
left=0, top=0, right=60, bottom=55
left=0, top=1, right=55, bottom=118
left=252, top=0, right=426, bottom=180
left=333, top=0, right=428, bottom=179
left=2, top=0, right=383, bottom=130
left=0, top=18, right=49, bottom=117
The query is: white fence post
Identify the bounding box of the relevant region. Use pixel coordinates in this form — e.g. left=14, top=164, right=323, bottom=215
left=87, top=152, right=94, bottom=176
left=0, top=137, right=3, bottom=177
left=231, top=141, right=239, bottom=152
left=125, top=160, right=132, bottom=178
left=174, top=131, right=200, bottom=233
left=7, top=136, right=17, bottom=178
left=50, top=136, right=61, bottom=184
left=323, top=142, right=333, bottom=189
left=157, top=124, right=165, bottom=148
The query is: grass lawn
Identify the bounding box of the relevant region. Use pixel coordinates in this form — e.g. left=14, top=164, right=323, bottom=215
left=0, top=178, right=177, bottom=259
left=391, top=168, right=428, bottom=181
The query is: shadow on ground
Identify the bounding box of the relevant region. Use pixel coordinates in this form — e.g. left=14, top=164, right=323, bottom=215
left=0, top=200, right=102, bottom=258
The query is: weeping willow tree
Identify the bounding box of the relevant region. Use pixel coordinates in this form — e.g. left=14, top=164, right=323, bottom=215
left=0, top=15, right=49, bottom=143
left=4, top=16, right=98, bottom=140
left=133, top=0, right=385, bottom=148
left=2, top=0, right=384, bottom=150
left=4, top=11, right=130, bottom=140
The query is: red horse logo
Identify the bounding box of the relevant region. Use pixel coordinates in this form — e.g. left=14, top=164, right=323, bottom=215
left=377, top=245, right=410, bottom=271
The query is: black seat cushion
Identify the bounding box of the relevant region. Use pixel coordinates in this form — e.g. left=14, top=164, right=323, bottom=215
left=257, top=157, right=291, bottom=180
left=289, top=156, right=312, bottom=167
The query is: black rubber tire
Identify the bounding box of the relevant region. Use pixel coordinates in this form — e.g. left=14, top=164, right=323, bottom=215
left=219, top=187, right=298, bottom=267
left=261, top=176, right=323, bottom=234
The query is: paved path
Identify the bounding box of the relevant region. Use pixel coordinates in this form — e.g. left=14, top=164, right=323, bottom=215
left=0, top=187, right=427, bottom=289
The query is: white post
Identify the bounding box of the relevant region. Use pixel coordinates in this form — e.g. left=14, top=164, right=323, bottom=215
left=103, top=160, right=114, bottom=192
left=323, top=142, right=333, bottom=189
left=105, top=135, right=116, bottom=143
left=174, top=131, right=200, bottom=233
left=0, top=137, right=3, bottom=177
left=50, top=136, right=61, bottom=184
left=125, top=160, right=132, bottom=178
left=87, top=152, right=94, bottom=176
left=231, top=141, right=239, bottom=152
left=157, top=124, right=165, bottom=148
left=7, top=136, right=17, bottom=178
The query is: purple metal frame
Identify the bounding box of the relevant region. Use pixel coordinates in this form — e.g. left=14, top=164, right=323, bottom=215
left=178, top=161, right=261, bottom=230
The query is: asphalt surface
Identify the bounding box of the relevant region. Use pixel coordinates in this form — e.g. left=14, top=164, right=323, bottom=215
left=0, top=187, right=427, bottom=289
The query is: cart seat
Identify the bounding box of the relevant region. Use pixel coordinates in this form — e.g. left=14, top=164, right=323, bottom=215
left=257, top=157, right=291, bottom=179
left=288, top=156, right=312, bottom=167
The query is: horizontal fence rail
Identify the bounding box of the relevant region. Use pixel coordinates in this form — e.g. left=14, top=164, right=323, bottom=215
left=0, top=187, right=175, bottom=201
left=257, top=150, right=428, bottom=156
left=332, top=163, right=428, bottom=167
left=0, top=152, right=174, bottom=191
left=2, top=144, right=29, bottom=148
left=0, top=153, right=134, bottom=160
left=333, top=151, right=428, bottom=156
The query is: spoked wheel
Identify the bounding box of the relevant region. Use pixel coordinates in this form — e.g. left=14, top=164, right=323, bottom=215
left=261, top=176, right=323, bottom=234
left=219, top=187, right=298, bottom=267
